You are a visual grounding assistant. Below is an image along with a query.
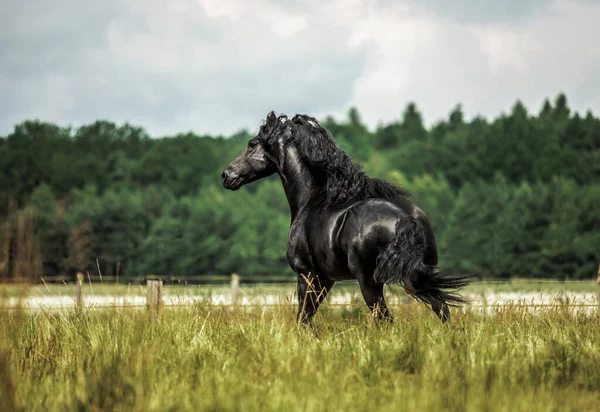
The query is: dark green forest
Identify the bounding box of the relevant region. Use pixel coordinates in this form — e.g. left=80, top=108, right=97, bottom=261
left=1, top=93, right=598, bottom=281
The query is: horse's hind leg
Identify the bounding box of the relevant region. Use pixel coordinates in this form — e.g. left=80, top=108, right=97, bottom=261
left=348, top=248, right=393, bottom=322
left=296, top=273, right=334, bottom=325
left=357, top=279, right=393, bottom=322
left=431, top=301, right=450, bottom=323
left=350, top=253, right=392, bottom=322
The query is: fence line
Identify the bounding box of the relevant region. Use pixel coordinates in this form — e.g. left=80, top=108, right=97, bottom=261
left=3, top=274, right=299, bottom=284
left=2, top=271, right=600, bottom=312
left=1, top=302, right=600, bottom=312
left=2, top=275, right=598, bottom=285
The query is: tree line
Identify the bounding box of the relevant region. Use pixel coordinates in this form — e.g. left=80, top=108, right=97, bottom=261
left=0, top=93, right=598, bottom=281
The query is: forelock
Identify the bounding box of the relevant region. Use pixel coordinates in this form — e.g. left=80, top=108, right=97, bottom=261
left=259, top=111, right=290, bottom=143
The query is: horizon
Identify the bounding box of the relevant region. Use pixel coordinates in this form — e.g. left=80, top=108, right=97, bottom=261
left=1, top=91, right=588, bottom=139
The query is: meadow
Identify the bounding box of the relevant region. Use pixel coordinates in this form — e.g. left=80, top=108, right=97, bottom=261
left=1, top=280, right=600, bottom=411
left=2, top=95, right=599, bottom=410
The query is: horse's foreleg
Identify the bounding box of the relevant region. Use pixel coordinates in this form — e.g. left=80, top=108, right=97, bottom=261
left=296, top=273, right=334, bottom=325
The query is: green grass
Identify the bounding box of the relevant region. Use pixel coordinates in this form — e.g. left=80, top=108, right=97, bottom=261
left=1, top=302, right=600, bottom=411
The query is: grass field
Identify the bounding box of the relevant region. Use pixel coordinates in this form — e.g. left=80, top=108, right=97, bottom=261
left=1, top=287, right=600, bottom=411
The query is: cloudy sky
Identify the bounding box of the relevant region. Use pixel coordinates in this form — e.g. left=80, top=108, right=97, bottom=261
left=1, top=0, right=599, bottom=137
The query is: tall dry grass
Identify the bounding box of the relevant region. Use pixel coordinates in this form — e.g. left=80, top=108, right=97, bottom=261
left=1, top=302, right=599, bottom=411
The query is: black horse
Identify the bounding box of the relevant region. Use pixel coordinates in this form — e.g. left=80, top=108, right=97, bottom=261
left=222, top=111, right=470, bottom=324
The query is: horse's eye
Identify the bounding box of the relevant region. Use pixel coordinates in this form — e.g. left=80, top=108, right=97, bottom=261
left=248, top=140, right=258, bottom=148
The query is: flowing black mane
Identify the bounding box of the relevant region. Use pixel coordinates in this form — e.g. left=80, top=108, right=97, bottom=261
left=288, top=113, right=411, bottom=209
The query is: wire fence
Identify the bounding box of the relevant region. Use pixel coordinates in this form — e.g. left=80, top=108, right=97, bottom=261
left=2, top=272, right=600, bottom=312
left=1, top=302, right=600, bottom=312
left=1, top=274, right=598, bottom=285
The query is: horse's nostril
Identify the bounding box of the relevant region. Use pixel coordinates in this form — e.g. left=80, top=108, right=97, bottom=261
left=221, top=170, right=228, bottom=180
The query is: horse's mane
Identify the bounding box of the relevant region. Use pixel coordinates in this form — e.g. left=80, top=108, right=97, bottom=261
left=285, top=113, right=411, bottom=209
left=259, top=111, right=289, bottom=138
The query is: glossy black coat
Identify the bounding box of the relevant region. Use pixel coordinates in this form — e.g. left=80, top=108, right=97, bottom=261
left=222, top=112, right=470, bottom=324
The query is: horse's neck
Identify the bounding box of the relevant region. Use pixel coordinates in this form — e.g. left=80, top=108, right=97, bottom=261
left=280, top=146, right=319, bottom=222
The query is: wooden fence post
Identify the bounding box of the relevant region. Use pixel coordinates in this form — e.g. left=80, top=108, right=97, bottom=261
left=596, top=264, right=600, bottom=304
left=147, top=279, right=162, bottom=311
left=75, top=272, right=84, bottom=310
left=231, top=273, right=240, bottom=305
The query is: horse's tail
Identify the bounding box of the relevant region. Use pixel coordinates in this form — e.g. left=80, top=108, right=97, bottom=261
left=373, top=217, right=471, bottom=312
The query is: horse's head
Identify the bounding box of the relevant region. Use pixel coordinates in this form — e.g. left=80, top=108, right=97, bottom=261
left=222, top=111, right=289, bottom=191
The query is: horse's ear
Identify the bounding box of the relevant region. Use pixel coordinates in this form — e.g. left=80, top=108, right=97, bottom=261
left=266, top=111, right=277, bottom=125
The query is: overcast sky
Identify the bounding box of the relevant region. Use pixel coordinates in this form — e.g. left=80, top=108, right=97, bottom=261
left=1, top=0, right=599, bottom=137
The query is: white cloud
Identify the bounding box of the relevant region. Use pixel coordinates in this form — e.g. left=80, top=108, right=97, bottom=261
left=343, top=0, right=600, bottom=126
left=473, top=28, right=541, bottom=75
left=1, top=0, right=599, bottom=137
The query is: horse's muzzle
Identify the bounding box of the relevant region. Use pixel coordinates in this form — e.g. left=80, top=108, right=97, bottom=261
left=221, top=169, right=241, bottom=190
